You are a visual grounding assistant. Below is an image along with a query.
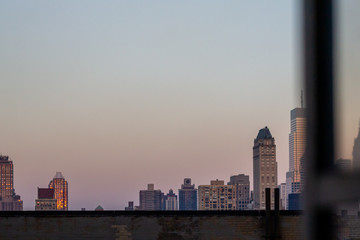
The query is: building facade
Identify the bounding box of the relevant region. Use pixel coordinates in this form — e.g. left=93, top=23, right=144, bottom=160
left=35, top=188, right=57, bottom=211
left=139, top=184, right=162, bottom=210
left=164, top=189, right=178, bottom=210
left=49, top=172, right=68, bottom=211
left=288, top=193, right=302, bottom=210
left=178, top=178, right=197, bottom=210
left=279, top=183, right=287, bottom=210
left=0, top=155, right=23, bottom=211
left=125, top=201, right=134, bottom=211
left=0, top=155, right=13, bottom=199
left=198, top=179, right=237, bottom=211
left=253, top=127, right=278, bottom=210
left=228, top=174, right=250, bottom=210
left=288, top=108, right=306, bottom=194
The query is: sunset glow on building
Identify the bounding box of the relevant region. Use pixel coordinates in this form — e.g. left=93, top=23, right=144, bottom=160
left=49, top=172, right=68, bottom=211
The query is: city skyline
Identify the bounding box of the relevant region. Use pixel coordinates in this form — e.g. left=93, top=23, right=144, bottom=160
left=2, top=111, right=360, bottom=211
left=0, top=1, right=299, bottom=210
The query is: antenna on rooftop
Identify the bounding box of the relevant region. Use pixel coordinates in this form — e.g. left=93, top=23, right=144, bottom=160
left=301, top=90, right=304, bottom=108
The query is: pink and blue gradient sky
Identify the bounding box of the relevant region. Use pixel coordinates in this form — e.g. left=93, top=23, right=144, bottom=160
left=0, top=0, right=334, bottom=210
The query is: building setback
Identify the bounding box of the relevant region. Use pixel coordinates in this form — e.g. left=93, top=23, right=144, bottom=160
left=178, top=178, right=197, bottom=211
left=198, top=179, right=237, bottom=210
left=49, top=172, right=68, bottom=211
left=0, top=155, right=23, bottom=211
left=139, top=184, right=162, bottom=210
left=228, top=174, right=250, bottom=210
left=164, top=189, right=178, bottom=210
left=253, top=126, right=278, bottom=210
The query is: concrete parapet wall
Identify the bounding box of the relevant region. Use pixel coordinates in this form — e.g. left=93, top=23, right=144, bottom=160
left=0, top=211, right=303, bottom=240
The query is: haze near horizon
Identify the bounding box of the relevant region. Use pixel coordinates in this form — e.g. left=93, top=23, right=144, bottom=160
left=0, top=1, right=302, bottom=210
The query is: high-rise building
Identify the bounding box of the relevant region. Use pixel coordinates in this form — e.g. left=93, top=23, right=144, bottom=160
left=0, top=155, right=13, bottom=199
left=48, top=172, right=68, bottom=211
left=285, top=107, right=306, bottom=209
left=35, top=188, right=57, bottom=211
left=353, top=126, right=360, bottom=170
left=288, top=107, right=306, bottom=193
left=164, top=189, right=178, bottom=210
left=253, top=127, right=278, bottom=210
left=0, top=155, right=23, bottom=211
left=179, top=178, right=197, bottom=210
left=228, top=174, right=250, bottom=210
left=139, top=184, right=162, bottom=210
left=279, top=183, right=287, bottom=210
left=198, top=179, right=237, bottom=210
left=285, top=171, right=293, bottom=210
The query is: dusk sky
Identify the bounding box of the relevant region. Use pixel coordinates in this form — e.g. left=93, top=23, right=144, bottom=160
left=337, top=1, right=360, bottom=161
left=0, top=1, right=313, bottom=210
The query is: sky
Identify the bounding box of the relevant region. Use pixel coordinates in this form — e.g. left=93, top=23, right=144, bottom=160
left=337, top=1, right=360, bottom=160
left=0, top=1, right=303, bottom=210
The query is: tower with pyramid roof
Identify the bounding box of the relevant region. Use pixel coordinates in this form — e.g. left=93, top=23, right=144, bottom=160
left=253, top=126, right=278, bottom=210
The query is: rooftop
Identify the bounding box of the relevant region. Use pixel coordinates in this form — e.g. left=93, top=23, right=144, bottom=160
left=256, top=126, right=273, bottom=140
left=54, top=172, right=65, bottom=179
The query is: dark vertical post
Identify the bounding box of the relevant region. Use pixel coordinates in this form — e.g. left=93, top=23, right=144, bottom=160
left=304, top=0, right=335, bottom=239
left=265, top=188, right=271, bottom=238
left=274, top=188, right=280, bottom=239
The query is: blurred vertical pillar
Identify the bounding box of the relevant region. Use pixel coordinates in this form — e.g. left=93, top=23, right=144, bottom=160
left=265, top=188, right=271, bottom=238
left=274, top=188, right=280, bottom=238
left=304, top=0, right=335, bottom=239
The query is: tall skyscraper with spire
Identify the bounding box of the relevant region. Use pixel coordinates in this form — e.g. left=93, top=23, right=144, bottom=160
left=288, top=107, right=306, bottom=193
left=253, top=126, right=278, bottom=210
left=285, top=93, right=306, bottom=209
left=49, top=172, right=68, bottom=210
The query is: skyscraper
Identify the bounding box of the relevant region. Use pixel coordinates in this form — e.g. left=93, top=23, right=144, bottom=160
left=178, top=178, right=197, bottom=210
left=288, top=107, right=306, bottom=193
left=139, top=184, right=163, bottom=210
left=164, top=189, right=178, bottom=210
left=0, top=155, right=13, bottom=199
left=285, top=107, right=306, bottom=209
left=49, top=172, right=68, bottom=211
left=198, top=179, right=237, bottom=210
left=253, top=126, right=277, bottom=210
left=0, top=155, right=23, bottom=211
left=228, top=174, right=250, bottom=210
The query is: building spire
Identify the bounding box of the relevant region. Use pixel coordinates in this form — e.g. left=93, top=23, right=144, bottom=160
left=301, top=90, right=304, bottom=108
